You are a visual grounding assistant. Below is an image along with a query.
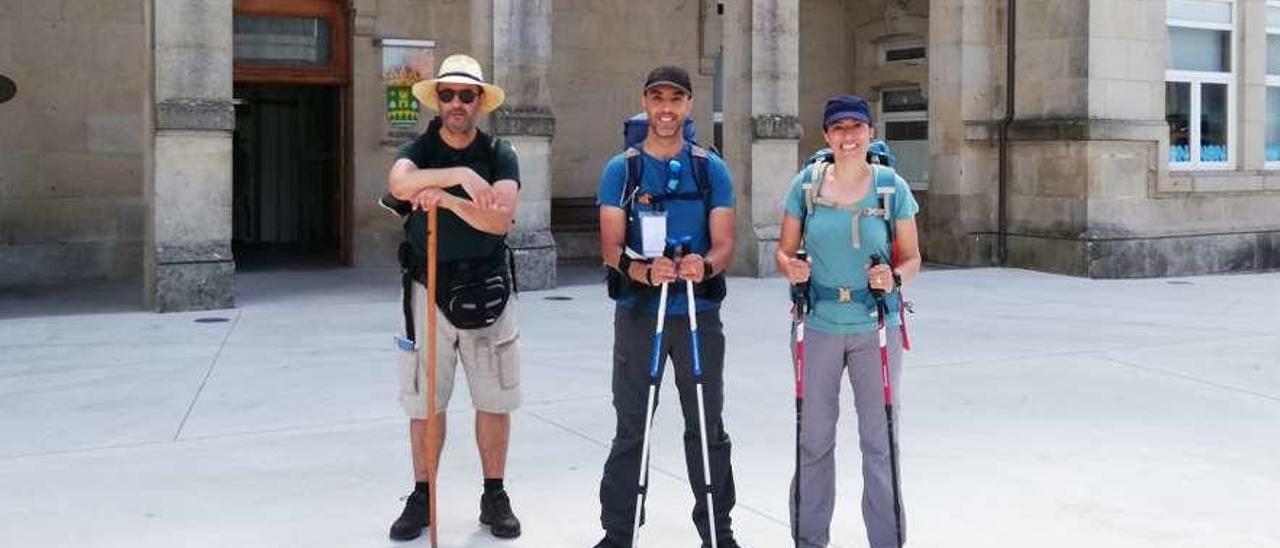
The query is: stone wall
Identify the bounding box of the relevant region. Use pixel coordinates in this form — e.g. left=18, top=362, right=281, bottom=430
left=354, top=0, right=713, bottom=267
left=798, top=0, right=855, bottom=157
left=925, top=0, right=1002, bottom=267
left=545, top=0, right=715, bottom=262
left=0, top=1, right=146, bottom=286
left=998, top=0, right=1280, bottom=277
left=550, top=0, right=714, bottom=199
left=349, top=0, right=472, bottom=268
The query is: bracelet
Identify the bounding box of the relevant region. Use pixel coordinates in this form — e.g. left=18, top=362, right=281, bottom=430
left=703, top=260, right=715, bottom=280
left=644, top=265, right=654, bottom=286
left=617, top=253, right=633, bottom=275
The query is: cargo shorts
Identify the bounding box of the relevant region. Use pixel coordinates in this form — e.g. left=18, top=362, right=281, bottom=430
left=397, top=282, right=521, bottom=418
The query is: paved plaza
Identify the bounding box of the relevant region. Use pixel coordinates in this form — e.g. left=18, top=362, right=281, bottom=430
left=2, top=266, right=1277, bottom=547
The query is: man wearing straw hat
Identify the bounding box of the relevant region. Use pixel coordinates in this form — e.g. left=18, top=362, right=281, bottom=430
left=385, top=53, right=523, bottom=542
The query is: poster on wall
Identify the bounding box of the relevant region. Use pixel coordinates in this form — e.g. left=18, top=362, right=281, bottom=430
left=379, top=38, right=435, bottom=145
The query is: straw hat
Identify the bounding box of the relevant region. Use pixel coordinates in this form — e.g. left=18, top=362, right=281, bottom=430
left=411, top=54, right=506, bottom=114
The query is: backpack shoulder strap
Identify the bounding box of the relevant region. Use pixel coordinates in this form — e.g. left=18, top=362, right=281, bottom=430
left=803, top=161, right=830, bottom=220
left=621, top=147, right=643, bottom=211
left=872, top=164, right=898, bottom=242
left=490, top=135, right=505, bottom=164
left=690, top=145, right=712, bottom=211
left=797, top=161, right=829, bottom=249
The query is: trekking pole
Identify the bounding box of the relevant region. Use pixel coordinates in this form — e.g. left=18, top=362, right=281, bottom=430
left=631, top=257, right=672, bottom=547
left=424, top=205, right=440, bottom=548
left=681, top=246, right=718, bottom=548
left=789, top=249, right=810, bottom=547
left=870, top=256, right=904, bottom=548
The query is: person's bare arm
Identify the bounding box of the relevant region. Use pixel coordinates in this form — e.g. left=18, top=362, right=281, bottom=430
left=774, top=213, right=810, bottom=283
left=891, top=217, right=921, bottom=285
left=410, top=179, right=518, bottom=236
left=599, top=206, right=677, bottom=285
left=388, top=159, right=496, bottom=210
left=677, top=207, right=735, bottom=282
left=868, top=217, right=921, bottom=291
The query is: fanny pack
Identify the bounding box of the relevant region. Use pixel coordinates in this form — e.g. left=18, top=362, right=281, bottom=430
left=438, top=252, right=512, bottom=329
left=402, top=243, right=514, bottom=332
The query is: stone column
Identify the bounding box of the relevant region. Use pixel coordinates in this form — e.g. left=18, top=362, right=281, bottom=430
left=723, top=0, right=802, bottom=276
left=143, top=0, right=235, bottom=311
left=925, top=0, right=1003, bottom=267
left=488, top=0, right=556, bottom=290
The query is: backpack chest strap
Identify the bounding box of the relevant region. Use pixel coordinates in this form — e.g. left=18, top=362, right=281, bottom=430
left=809, top=197, right=888, bottom=250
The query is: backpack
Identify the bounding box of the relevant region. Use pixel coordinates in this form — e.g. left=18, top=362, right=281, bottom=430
left=605, top=113, right=726, bottom=302
left=619, top=113, right=713, bottom=217
left=796, top=139, right=913, bottom=349
left=798, top=149, right=899, bottom=247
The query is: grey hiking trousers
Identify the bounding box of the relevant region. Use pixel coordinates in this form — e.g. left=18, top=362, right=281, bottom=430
left=790, top=326, right=905, bottom=548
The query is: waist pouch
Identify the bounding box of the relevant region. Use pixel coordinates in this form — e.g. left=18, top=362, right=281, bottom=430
left=405, top=243, right=512, bottom=330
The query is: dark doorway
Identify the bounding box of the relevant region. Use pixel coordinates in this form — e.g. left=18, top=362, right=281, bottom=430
left=232, top=84, right=341, bottom=269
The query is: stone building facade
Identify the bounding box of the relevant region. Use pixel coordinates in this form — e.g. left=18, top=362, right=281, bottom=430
left=1, top=0, right=1277, bottom=311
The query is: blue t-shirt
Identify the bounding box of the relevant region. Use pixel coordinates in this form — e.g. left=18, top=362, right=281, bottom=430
left=597, top=143, right=735, bottom=315
left=782, top=164, right=919, bottom=334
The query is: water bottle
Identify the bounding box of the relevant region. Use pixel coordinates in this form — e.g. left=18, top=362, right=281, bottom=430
left=667, top=159, right=682, bottom=193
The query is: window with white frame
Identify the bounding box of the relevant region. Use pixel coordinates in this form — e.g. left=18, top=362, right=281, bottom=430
left=1266, top=2, right=1280, bottom=165
left=880, top=37, right=926, bottom=65
left=879, top=87, right=928, bottom=189
left=1166, top=0, right=1236, bottom=169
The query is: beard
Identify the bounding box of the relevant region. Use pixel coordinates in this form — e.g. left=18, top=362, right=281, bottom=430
left=653, top=124, right=679, bottom=138
left=651, top=116, right=681, bottom=138
left=442, top=108, right=475, bottom=134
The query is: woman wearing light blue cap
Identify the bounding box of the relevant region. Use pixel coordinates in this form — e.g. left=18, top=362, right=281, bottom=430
left=775, top=94, right=922, bottom=548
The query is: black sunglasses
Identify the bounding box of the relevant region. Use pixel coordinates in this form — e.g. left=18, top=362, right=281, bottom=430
left=437, top=88, right=479, bottom=105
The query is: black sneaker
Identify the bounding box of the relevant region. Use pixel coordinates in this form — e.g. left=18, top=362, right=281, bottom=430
left=479, top=489, right=522, bottom=538
left=389, top=490, right=430, bottom=541
left=592, top=537, right=629, bottom=548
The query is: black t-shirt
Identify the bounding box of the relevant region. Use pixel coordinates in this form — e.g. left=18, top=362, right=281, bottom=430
left=397, top=120, right=520, bottom=266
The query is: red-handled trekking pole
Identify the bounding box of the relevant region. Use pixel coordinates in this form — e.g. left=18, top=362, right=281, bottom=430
left=870, top=256, right=904, bottom=547
left=789, top=249, right=810, bottom=547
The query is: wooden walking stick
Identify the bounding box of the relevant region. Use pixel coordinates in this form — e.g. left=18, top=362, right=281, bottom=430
left=424, top=204, right=440, bottom=547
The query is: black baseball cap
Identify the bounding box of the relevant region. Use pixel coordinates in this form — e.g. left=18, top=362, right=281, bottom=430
left=643, top=65, right=693, bottom=96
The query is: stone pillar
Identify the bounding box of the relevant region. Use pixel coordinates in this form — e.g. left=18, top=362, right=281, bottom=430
left=143, top=0, right=235, bottom=311
left=926, top=0, right=1003, bottom=267
left=723, top=0, right=802, bottom=276
left=488, top=0, right=556, bottom=290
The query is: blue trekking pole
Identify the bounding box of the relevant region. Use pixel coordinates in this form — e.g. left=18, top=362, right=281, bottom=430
left=631, top=245, right=674, bottom=547
left=678, top=242, right=719, bottom=548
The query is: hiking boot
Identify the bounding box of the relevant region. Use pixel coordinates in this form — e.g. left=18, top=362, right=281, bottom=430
left=389, top=490, right=430, bottom=541
left=592, top=537, right=629, bottom=548
left=479, top=489, right=521, bottom=538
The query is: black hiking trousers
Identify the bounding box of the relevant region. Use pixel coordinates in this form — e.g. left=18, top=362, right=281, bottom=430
left=598, top=305, right=737, bottom=545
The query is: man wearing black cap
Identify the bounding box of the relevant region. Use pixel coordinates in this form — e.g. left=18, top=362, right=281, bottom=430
left=591, top=65, right=744, bottom=548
